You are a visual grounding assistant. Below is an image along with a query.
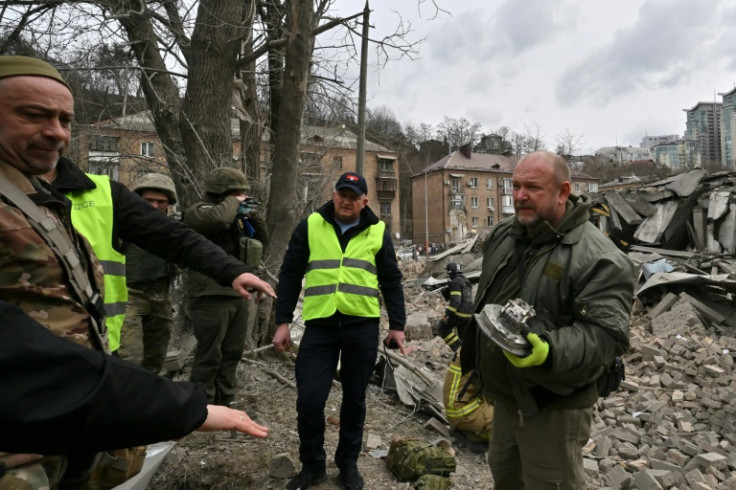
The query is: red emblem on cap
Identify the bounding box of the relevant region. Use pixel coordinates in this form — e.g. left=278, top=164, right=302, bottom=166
left=346, top=174, right=359, bottom=182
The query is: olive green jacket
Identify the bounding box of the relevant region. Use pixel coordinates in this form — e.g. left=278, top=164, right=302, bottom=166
left=464, top=194, right=635, bottom=416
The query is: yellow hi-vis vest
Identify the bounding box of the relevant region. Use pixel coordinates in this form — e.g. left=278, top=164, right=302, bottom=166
left=302, top=213, right=384, bottom=321
left=65, top=174, right=127, bottom=351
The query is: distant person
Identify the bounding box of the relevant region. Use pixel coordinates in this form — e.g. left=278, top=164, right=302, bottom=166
left=433, top=261, right=473, bottom=352
left=462, top=151, right=634, bottom=488
left=184, top=167, right=269, bottom=407
left=118, top=173, right=179, bottom=373
left=272, top=172, right=406, bottom=490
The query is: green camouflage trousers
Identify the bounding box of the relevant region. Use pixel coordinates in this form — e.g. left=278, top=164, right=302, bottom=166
left=118, top=282, right=172, bottom=374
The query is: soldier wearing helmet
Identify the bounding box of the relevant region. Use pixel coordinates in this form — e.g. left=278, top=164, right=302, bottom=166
left=434, top=261, right=474, bottom=351
left=118, top=173, right=179, bottom=373
left=184, top=166, right=269, bottom=406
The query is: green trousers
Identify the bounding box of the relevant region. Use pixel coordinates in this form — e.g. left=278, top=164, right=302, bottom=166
left=119, top=283, right=172, bottom=374
left=488, top=400, right=592, bottom=489
left=188, top=295, right=249, bottom=406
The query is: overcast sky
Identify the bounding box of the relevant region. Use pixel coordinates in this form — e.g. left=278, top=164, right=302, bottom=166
left=329, top=0, right=736, bottom=155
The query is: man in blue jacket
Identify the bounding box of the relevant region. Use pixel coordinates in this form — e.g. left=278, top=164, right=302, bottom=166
left=272, top=172, right=406, bottom=490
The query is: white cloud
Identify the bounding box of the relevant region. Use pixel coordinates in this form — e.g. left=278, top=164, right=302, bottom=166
left=329, top=0, right=736, bottom=153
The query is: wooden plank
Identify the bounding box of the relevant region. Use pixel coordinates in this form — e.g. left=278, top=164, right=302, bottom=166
left=605, top=192, right=643, bottom=225
left=692, top=207, right=706, bottom=250
left=626, top=197, right=657, bottom=217
left=629, top=245, right=695, bottom=258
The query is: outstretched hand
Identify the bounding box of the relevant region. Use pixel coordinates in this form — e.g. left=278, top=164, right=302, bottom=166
left=232, top=273, right=276, bottom=302
left=198, top=405, right=269, bottom=438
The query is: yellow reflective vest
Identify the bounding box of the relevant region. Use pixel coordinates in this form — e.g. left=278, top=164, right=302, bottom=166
left=302, top=213, right=384, bottom=321
left=64, top=174, right=127, bottom=351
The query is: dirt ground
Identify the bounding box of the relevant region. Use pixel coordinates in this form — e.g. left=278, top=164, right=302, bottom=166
left=149, top=258, right=644, bottom=490
left=150, top=334, right=494, bottom=490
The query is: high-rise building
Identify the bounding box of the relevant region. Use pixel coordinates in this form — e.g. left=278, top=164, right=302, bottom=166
left=640, top=135, right=679, bottom=148
left=719, top=87, right=736, bottom=171
left=683, top=102, right=722, bottom=166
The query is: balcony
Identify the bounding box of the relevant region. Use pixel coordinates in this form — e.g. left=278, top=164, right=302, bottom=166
left=375, top=175, right=397, bottom=200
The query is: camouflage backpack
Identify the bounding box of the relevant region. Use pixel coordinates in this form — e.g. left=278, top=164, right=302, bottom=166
left=413, top=473, right=452, bottom=489
left=386, top=438, right=456, bottom=483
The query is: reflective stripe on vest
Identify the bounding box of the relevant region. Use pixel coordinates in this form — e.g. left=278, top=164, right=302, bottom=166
left=65, top=174, right=127, bottom=351
left=302, top=213, right=384, bottom=321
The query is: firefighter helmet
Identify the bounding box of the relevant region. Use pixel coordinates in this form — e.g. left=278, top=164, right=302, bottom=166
left=446, top=261, right=462, bottom=276
left=133, top=173, right=177, bottom=204
left=204, top=167, right=248, bottom=195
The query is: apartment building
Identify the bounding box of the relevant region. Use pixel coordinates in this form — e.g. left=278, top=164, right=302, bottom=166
left=411, top=148, right=598, bottom=245
left=720, top=87, right=736, bottom=171
left=684, top=102, right=722, bottom=166
left=651, top=138, right=700, bottom=171
left=68, top=112, right=400, bottom=234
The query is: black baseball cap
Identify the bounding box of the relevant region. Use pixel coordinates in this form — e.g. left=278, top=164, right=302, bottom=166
left=335, top=172, right=368, bottom=195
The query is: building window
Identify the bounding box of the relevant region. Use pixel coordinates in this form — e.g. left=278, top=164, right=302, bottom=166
left=502, top=195, right=514, bottom=214
left=89, top=135, right=118, bottom=152
left=503, top=178, right=512, bottom=194
left=487, top=215, right=494, bottom=227
left=141, top=142, right=155, bottom=158
left=376, top=179, right=397, bottom=191
left=471, top=197, right=479, bottom=208
left=574, top=183, right=582, bottom=193
left=378, top=159, right=394, bottom=172
left=333, top=156, right=343, bottom=169
left=468, top=177, right=478, bottom=188
left=487, top=197, right=495, bottom=210
left=588, top=182, right=598, bottom=192
left=89, top=160, right=119, bottom=180
left=487, top=177, right=495, bottom=189
left=380, top=202, right=391, bottom=215
left=472, top=217, right=479, bottom=227
left=451, top=178, right=460, bottom=193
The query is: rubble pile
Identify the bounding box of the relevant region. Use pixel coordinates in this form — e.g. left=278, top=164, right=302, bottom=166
left=586, top=306, right=736, bottom=490
left=398, top=237, right=736, bottom=489
left=591, top=169, right=736, bottom=255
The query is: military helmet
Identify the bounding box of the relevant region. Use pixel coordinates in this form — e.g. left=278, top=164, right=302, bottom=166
left=133, top=173, right=177, bottom=204
left=204, top=167, right=248, bottom=195
left=446, top=261, right=462, bottom=276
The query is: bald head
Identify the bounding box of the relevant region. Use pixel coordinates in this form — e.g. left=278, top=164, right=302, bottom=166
left=512, top=151, right=571, bottom=230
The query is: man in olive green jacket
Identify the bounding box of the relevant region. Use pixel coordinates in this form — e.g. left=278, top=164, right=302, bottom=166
left=462, top=151, right=635, bottom=489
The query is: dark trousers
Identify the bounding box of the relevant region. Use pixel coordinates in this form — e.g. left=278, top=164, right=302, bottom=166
left=295, top=320, right=379, bottom=472
left=188, top=295, right=249, bottom=406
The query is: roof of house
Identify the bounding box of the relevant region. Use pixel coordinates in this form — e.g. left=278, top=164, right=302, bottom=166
left=298, top=125, right=394, bottom=153
left=92, top=111, right=157, bottom=132
left=92, top=112, right=396, bottom=154
left=420, top=151, right=518, bottom=176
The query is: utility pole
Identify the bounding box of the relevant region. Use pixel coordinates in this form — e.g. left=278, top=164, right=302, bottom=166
left=356, top=1, right=370, bottom=175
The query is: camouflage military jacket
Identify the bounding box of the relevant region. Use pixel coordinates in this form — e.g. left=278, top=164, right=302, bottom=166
left=0, top=161, right=105, bottom=350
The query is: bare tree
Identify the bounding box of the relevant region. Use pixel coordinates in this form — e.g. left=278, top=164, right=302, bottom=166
left=436, top=116, right=482, bottom=151
left=555, top=127, right=584, bottom=157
